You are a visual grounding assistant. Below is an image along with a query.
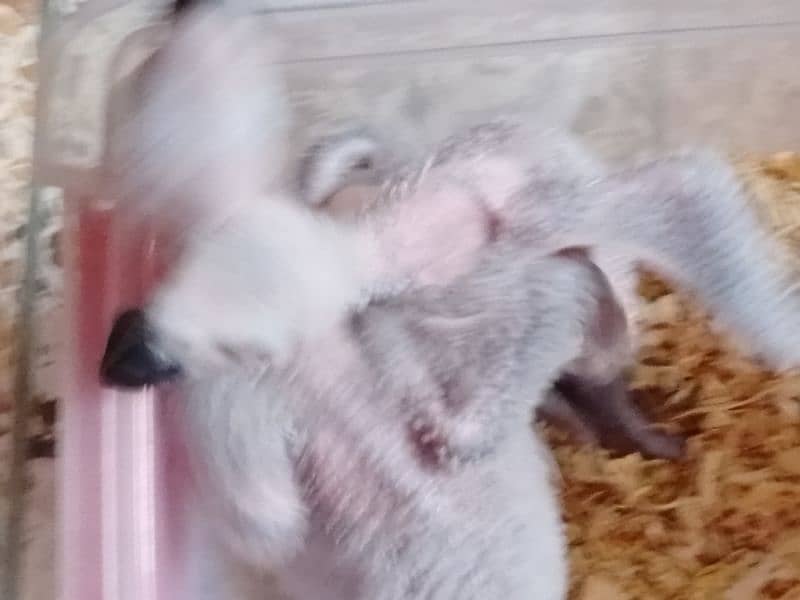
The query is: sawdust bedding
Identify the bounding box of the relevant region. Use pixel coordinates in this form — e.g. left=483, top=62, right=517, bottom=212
left=547, top=153, right=800, bottom=599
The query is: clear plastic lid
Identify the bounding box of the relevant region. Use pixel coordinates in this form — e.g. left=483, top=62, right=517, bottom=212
left=35, top=0, right=165, bottom=197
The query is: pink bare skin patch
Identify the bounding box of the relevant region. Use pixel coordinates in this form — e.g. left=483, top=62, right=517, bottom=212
left=373, top=178, right=495, bottom=288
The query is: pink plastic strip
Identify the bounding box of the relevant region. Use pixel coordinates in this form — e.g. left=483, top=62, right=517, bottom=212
left=58, top=198, right=192, bottom=600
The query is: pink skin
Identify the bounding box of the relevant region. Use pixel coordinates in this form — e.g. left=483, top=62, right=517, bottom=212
left=359, top=178, right=495, bottom=290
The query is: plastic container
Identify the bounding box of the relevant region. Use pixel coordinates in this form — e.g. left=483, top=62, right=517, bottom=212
left=35, top=3, right=193, bottom=599
left=36, top=2, right=799, bottom=599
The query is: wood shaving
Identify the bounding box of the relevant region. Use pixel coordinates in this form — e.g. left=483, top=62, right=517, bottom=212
left=544, top=153, right=800, bottom=599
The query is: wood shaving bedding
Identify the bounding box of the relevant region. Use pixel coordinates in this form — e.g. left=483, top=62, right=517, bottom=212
left=547, top=153, right=800, bottom=599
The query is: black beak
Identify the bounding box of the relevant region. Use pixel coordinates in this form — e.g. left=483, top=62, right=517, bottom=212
left=100, top=309, right=182, bottom=389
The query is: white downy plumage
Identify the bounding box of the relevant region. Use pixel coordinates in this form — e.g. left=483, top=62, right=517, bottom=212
left=102, top=4, right=800, bottom=599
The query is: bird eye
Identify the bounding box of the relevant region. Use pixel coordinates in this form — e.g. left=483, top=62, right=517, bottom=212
left=353, top=157, right=372, bottom=170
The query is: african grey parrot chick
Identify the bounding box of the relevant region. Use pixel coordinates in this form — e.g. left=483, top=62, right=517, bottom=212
left=99, top=3, right=800, bottom=598
left=96, top=6, right=595, bottom=599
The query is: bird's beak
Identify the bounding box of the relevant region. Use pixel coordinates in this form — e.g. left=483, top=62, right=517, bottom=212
left=100, top=308, right=182, bottom=388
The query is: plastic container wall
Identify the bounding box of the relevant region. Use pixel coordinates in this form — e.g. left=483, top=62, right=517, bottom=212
left=36, top=2, right=189, bottom=599
left=36, top=2, right=799, bottom=599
